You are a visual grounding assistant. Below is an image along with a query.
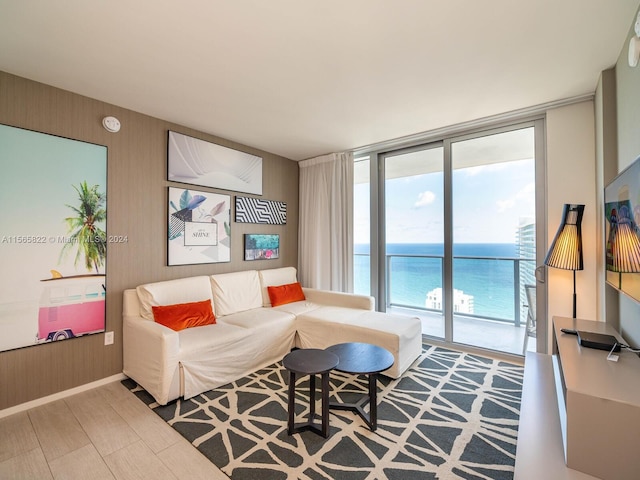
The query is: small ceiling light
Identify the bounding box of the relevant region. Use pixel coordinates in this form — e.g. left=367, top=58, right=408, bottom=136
left=628, top=11, right=640, bottom=67
left=102, top=116, right=121, bottom=133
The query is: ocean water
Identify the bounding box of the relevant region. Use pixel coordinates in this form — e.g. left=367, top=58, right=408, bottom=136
left=354, top=243, right=526, bottom=320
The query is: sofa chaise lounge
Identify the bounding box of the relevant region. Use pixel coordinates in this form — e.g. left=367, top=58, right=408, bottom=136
left=123, top=267, right=422, bottom=405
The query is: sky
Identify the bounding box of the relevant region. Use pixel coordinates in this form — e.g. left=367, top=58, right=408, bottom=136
left=354, top=158, right=535, bottom=245
left=0, top=124, right=107, bottom=300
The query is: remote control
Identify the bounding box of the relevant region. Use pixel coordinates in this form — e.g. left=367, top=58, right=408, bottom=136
left=560, top=328, right=578, bottom=335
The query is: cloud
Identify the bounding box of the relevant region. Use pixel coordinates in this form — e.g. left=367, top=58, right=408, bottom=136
left=414, top=191, right=436, bottom=207
left=496, top=199, right=516, bottom=212
left=496, top=182, right=535, bottom=212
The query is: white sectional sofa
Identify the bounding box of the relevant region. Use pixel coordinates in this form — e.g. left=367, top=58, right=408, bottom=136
left=123, top=267, right=422, bottom=405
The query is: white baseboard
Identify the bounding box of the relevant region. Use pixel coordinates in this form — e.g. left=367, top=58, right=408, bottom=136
left=0, top=373, right=127, bottom=419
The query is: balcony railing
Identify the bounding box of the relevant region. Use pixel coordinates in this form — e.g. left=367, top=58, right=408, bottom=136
left=354, top=253, right=535, bottom=327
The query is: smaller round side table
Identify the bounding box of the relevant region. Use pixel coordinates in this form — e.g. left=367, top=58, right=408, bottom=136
left=282, top=348, right=339, bottom=438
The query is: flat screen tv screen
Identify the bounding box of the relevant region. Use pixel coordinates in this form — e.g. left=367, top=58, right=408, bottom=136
left=605, top=155, right=640, bottom=303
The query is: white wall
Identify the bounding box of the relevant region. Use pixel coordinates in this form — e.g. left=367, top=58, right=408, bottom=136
left=545, top=101, right=598, bottom=343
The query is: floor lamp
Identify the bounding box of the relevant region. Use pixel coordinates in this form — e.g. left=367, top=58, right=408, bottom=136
left=545, top=204, right=584, bottom=318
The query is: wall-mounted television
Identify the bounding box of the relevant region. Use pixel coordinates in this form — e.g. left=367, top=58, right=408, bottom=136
left=605, top=155, right=640, bottom=303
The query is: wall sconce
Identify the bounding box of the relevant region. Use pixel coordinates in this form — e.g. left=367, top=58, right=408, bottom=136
left=628, top=11, right=640, bottom=67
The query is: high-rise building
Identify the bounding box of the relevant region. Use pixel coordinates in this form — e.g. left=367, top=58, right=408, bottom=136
left=517, top=217, right=536, bottom=325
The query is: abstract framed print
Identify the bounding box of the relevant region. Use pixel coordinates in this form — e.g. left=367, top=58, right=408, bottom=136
left=168, top=187, right=231, bottom=265
left=168, top=131, right=262, bottom=195
left=235, top=196, right=286, bottom=225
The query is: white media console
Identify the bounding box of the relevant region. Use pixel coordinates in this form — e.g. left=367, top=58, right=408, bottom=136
left=514, top=316, right=640, bottom=480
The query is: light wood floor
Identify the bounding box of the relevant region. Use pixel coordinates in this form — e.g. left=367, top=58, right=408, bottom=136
left=1, top=324, right=528, bottom=479
left=0, top=380, right=228, bottom=480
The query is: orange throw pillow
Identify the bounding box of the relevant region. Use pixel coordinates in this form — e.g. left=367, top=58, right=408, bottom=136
left=268, top=282, right=306, bottom=307
left=152, top=300, right=216, bottom=331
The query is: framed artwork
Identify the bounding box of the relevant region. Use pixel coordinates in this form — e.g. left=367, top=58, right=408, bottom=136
left=168, top=187, right=231, bottom=265
left=0, top=124, right=107, bottom=352
left=168, top=130, right=263, bottom=195
left=235, top=196, right=286, bottom=225
left=244, top=234, right=280, bottom=261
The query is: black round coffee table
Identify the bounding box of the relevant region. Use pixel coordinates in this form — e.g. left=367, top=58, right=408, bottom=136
left=325, top=342, right=394, bottom=431
left=283, top=348, right=339, bottom=438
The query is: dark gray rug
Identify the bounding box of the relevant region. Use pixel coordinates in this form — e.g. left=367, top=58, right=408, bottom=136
left=124, top=344, right=524, bottom=480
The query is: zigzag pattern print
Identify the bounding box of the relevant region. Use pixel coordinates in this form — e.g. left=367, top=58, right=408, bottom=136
left=125, top=344, right=524, bottom=480
left=235, top=196, right=286, bottom=225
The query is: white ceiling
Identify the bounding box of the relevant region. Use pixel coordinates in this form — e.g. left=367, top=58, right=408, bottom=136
left=1, top=0, right=638, bottom=161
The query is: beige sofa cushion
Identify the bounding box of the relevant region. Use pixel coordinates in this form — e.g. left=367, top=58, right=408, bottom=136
left=217, top=307, right=295, bottom=330
left=295, top=306, right=422, bottom=378
left=136, top=276, right=214, bottom=321
left=210, top=270, right=262, bottom=316
left=258, top=266, right=298, bottom=306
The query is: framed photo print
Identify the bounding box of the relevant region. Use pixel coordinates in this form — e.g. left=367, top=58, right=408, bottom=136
left=244, top=234, right=280, bottom=261
left=0, top=124, right=107, bottom=352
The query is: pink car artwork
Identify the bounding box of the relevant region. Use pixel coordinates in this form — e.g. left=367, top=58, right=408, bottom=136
left=38, top=274, right=106, bottom=341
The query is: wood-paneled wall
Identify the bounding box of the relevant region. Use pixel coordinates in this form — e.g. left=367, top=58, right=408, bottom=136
left=0, top=71, right=299, bottom=410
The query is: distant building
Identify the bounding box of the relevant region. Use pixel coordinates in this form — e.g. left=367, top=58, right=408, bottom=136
left=426, top=287, right=474, bottom=314
left=517, top=217, right=536, bottom=325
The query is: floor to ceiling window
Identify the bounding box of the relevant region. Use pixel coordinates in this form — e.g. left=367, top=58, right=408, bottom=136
left=383, top=145, right=445, bottom=338
left=450, top=127, right=537, bottom=352
left=354, top=156, right=371, bottom=295
left=353, top=120, right=544, bottom=356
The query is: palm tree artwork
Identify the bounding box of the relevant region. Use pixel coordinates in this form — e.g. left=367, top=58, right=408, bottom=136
left=59, top=181, right=107, bottom=273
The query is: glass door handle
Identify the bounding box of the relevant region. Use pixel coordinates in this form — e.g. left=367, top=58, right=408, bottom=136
left=535, top=265, right=545, bottom=283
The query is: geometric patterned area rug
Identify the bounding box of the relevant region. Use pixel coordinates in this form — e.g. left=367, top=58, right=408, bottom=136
left=123, top=344, right=524, bottom=480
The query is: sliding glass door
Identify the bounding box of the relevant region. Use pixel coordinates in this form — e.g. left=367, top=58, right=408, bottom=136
left=384, top=145, right=445, bottom=338
left=353, top=120, right=545, bottom=356
left=451, top=127, right=537, bottom=352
